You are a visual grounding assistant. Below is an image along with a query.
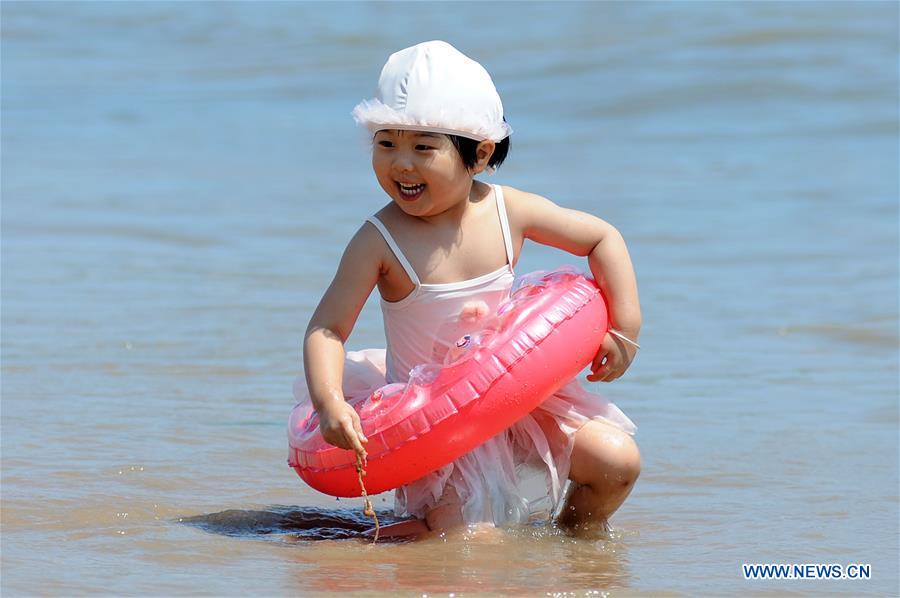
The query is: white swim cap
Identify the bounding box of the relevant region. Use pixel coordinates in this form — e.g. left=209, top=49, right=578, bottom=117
left=352, top=40, right=512, bottom=142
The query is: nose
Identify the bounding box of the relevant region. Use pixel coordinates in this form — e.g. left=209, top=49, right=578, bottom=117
left=391, top=150, right=415, bottom=174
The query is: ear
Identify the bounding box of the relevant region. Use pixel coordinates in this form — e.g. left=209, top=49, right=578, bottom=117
left=471, top=140, right=496, bottom=174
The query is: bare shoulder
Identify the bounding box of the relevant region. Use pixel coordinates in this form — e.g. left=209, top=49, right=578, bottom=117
left=499, top=185, right=563, bottom=233
left=372, top=201, right=407, bottom=227
left=307, top=216, right=389, bottom=338
left=499, top=184, right=547, bottom=207
left=499, top=184, right=613, bottom=253
left=500, top=184, right=560, bottom=212
left=347, top=215, right=390, bottom=274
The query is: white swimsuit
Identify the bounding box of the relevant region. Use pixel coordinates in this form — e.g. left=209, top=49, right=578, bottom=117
left=295, top=184, right=636, bottom=525
left=366, top=184, right=516, bottom=384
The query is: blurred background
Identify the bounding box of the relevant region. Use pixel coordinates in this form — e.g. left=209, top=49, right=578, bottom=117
left=2, top=2, right=897, bottom=595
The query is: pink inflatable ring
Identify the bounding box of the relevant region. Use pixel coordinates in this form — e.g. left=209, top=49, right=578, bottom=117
left=288, top=268, right=608, bottom=497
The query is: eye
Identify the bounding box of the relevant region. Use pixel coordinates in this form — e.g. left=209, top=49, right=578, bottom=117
left=415, top=144, right=434, bottom=151
left=376, top=140, right=394, bottom=148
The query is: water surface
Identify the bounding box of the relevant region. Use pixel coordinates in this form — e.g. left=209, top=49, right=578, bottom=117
left=2, top=2, right=898, bottom=595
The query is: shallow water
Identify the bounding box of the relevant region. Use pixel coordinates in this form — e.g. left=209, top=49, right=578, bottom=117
left=2, top=2, right=898, bottom=596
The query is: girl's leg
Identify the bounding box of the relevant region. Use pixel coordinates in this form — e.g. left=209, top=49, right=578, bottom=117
left=424, top=485, right=465, bottom=532
left=556, top=419, right=641, bottom=534
left=362, top=518, right=430, bottom=539
left=363, top=485, right=464, bottom=539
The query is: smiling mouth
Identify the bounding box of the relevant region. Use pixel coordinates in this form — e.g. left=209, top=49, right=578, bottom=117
left=397, top=182, right=425, bottom=200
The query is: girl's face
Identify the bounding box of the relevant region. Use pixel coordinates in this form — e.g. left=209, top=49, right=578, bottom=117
left=371, top=129, right=476, bottom=217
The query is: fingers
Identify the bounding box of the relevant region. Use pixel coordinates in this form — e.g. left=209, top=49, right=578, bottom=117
left=587, top=332, right=637, bottom=383
left=344, top=412, right=368, bottom=457
left=587, top=352, right=620, bottom=382
left=321, top=405, right=368, bottom=456
left=586, top=351, right=608, bottom=382
left=351, top=411, right=369, bottom=445
left=345, top=430, right=367, bottom=458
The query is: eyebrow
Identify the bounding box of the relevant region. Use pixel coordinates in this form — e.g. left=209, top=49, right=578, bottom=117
left=375, top=130, right=442, bottom=140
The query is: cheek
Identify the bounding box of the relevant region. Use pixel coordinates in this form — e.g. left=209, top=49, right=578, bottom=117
left=372, top=156, right=392, bottom=183
left=436, top=167, right=472, bottom=195
left=429, top=155, right=468, bottom=184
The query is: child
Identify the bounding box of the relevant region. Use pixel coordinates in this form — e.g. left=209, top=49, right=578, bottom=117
left=298, top=40, right=641, bottom=536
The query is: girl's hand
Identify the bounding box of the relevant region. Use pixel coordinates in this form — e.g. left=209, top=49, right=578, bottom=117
left=318, top=399, right=369, bottom=456
left=587, top=330, right=639, bottom=383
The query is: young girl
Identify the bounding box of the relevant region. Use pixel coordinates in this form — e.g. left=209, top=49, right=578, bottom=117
left=297, top=40, right=641, bottom=536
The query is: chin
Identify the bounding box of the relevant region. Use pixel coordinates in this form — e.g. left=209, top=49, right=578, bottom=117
left=395, top=200, right=430, bottom=216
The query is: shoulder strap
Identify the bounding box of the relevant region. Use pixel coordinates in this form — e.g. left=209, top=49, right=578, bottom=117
left=365, top=216, right=421, bottom=287
left=493, top=185, right=515, bottom=268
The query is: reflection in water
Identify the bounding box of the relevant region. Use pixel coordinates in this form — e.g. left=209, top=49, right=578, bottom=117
left=183, top=507, right=631, bottom=593
left=285, top=523, right=632, bottom=594
left=180, top=505, right=408, bottom=542
left=7, top=1, right=896, bottom=593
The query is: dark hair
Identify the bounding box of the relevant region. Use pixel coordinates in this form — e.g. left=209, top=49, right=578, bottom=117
left=447, top=132, right=510, bottom=171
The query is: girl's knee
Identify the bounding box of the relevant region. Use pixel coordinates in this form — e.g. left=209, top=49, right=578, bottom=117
left=571, top=421, right=641, bottom=488
left=617, top=436, right=641, bottom=486
left=424, top=484, right=465, bottom=531
left=600, top=433, right=641, bottom=490
left=424, top=503, right=464, bottom=532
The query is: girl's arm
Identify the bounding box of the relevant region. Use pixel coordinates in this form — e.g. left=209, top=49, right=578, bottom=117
left=506, top=187, right=641, bottom=382
left=304, top=224, right=383, bottom=454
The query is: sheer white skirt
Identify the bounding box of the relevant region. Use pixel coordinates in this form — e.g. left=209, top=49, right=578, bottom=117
left=293, top=348, right=636, bottom=526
